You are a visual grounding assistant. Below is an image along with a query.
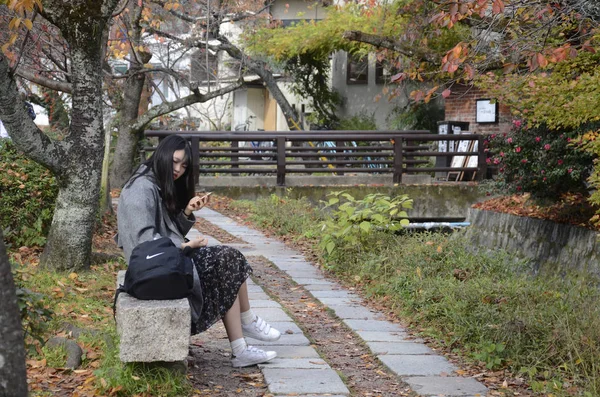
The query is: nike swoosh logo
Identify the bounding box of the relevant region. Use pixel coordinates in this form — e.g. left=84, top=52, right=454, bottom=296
left=146, top=252, right=165, bottom=260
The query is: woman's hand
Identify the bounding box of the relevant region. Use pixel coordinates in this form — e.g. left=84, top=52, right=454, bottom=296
left=184, top=193, right=211, bottom=216
left=181, top=235, right=209, bottom=249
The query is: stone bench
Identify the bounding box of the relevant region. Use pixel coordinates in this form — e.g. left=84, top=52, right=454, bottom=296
left=115, top=270, right=191, bottom=363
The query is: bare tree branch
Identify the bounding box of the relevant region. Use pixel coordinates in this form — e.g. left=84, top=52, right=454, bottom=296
left=342, top=30, right=439, bottom=65
left=15, top=68, right=72, bottom=93
left=130, top=79, right=244, bottom=131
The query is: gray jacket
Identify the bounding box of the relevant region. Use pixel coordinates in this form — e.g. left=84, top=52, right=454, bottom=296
left=116, top=166, right=196, bottom=263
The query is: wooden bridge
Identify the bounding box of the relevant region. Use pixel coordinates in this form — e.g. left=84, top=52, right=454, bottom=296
left=143, top=130, right=488, bottom=186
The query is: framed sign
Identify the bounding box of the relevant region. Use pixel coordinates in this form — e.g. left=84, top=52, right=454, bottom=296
left=476, top=99, right=498, bottom=123
left=438, top=123, right=448, bottom=153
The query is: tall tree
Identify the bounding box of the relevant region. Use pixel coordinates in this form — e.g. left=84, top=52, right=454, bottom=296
left=0, top=228, right=27, bottom=397
left=109, top=0, right=303, bottom=185
left=0, top=0, right=121, bottom=270
left=108, top=0, right=244, bottom=187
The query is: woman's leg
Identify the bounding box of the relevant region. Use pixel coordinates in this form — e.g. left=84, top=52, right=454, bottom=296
left=222, top=294, right=277, bottom=368
left=237, top=279, right=281, bottom=341
left=222, top=296, right=243, bottom=342
left=238, top=281, right=251, bottom=312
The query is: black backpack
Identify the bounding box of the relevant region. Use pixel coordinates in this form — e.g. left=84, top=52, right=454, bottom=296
left=115, top=237, right=194, bottom=306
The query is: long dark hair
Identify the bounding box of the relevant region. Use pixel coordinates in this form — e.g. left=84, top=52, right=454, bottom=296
left=127, top=134, right=194, bottom=215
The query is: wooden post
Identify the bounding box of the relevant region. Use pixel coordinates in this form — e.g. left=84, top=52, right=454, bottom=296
left=231, top=140, right=239, bottom=176
left=191, top=136, right=200, bottom=187
left=276, top=136, right=286, bottom=186
left=393, top=136, right=403, bottom=183
left=336, top=140, right=344, bottom=175
left=477, top=135, right=487, bottom=181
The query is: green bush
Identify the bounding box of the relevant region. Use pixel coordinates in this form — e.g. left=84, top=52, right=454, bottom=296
left=485, top=122, right=594, bottom=199
left=0, top=140, right=58, bottom=247
left=319, top=191, right=411, bottom=259
left=336, top=113, right=377, bottom=131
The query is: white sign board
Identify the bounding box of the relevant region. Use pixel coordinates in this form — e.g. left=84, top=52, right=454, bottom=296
left=476, top=99, right=497, bottom=123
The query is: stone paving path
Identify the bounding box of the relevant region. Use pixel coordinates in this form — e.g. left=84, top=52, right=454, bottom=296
left=190, top=207, right=489, bottom=397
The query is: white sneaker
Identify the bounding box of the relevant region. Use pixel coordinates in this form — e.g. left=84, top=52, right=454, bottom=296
left=242, top=316, right=281, bottom=342
left=231, top=346, right=277, bottom=368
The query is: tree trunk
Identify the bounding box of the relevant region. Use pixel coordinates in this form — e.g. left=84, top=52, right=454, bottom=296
left=0, top=228, right=28, bottom=397
left=109, top=72, right=146, bottom=188
left=40, top=41, right=106, bottom=269
left=110, top=0, right=148, bottom=188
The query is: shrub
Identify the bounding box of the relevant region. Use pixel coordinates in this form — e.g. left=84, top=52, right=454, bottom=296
left=319, top=192, right=412, bottom=262
left=0, top=140, right=58, bottom=247
left=336, top=113, right=377, bottom=131
left=484, top=122, right=594, bottom=199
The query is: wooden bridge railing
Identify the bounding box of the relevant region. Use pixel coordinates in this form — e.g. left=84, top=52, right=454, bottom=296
left=143, top=130, right=487, bottom=186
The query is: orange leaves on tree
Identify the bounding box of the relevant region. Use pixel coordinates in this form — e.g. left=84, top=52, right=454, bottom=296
left=163, top=1, right=181, bottom=11
left=441, top=43, right=467, bottom=75
left=491, top=0, right=505, bottom=14
left=2, top=0, right=41, bottom=56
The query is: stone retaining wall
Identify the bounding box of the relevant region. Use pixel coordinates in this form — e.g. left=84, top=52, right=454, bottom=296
left=202, top=181, right=487, bottom=219
left=464, top=208, right=600, bottom=274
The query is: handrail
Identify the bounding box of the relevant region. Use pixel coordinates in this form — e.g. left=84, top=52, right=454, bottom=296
left=143, top=130, right=487, bottom=186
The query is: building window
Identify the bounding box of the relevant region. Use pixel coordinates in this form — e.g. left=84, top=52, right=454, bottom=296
left=347, top=54, right=368, bottom=85
left=375, top=61, right=397, bottom=84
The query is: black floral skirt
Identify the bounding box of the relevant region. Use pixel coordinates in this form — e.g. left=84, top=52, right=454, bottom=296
left=189, top=245, right=252, bottom=334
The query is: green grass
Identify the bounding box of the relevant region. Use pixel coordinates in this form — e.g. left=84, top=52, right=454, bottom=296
left=232, top=194, right=322, bottom=238
left=41, top=344, right=67, bottom=368
left=12, top=254, right=193, bottom=396
left=94, top=331, right=192, bottom=396
left=231, top=194, right=600, bottom=396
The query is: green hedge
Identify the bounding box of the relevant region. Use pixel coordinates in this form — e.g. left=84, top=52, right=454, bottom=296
left=0, top=140, right=57, bottom=247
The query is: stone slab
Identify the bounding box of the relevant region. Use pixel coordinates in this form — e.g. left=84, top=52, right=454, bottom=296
left=253, top=307, right=293, bottom=322
left=246, top=284, right=266, bottom=292
left=116, top=294, right=190, bottom=363
left=248, top=299, right=282, bottom=308
left=266, top=254, right=307, bottom=260
left=404, top=376, right=488, bottom=396
left=262, top=368, right=349, bottom=395
left=283, top=269, right=323, bottom=278
left=293, top=278, right=337, bottom=286
left=247, top=333, right=311, bottom=346
left=273, top=395, right=348, bottom=397
left=355, top=331, right=410, bottom=342
left=248, top=291, right=271, bottom=300
left=267, top=321, right=303, bottom=334
left=343, top=319, right=406, bottom=332
left=367, top=341, right=434, bottom=355
left=378, top=354, right=457, bottom=376
left=258, top=358, right=330, bottom=369
left=273, top=393, right=348, bottom=397
left=317, top=297, right=362, bottom=306
left=310, top=290, right=358, bottom=298
left=328, top=305, right=383, bottom=320
left=270, top=345, right=321, bottom=358
left=271, top=262, right=316, bottom=271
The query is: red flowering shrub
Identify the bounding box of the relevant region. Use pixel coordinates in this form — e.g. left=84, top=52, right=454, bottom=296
left=485, top=122, right=594, bottom=199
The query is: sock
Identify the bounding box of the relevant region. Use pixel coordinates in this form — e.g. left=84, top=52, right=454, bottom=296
left=240, top=309, right=256, bottom=325
left=231, top=338, right=247, bottom=356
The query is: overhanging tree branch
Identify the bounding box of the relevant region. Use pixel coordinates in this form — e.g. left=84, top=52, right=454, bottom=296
left=130, top=79, right=244, bottom=131
left=342, top=30, right=439, bottom=65
left=15, top=68, right=72, bottom=94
